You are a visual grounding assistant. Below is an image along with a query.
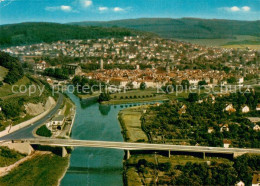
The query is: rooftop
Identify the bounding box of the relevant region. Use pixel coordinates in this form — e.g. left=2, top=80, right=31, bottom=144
left=53, top=115, right=65, bottom=122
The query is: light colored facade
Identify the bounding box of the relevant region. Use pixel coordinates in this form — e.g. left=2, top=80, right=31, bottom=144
left=50, top=115, right=65, bottom=131
left=242, top=105, right=250, bottom=113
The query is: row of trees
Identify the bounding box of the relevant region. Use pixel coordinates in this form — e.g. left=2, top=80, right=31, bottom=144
left=44, top=68, right=73, bottom=79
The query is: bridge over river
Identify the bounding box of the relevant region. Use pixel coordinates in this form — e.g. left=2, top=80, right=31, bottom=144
left=5, top=138, right=260, bottom=159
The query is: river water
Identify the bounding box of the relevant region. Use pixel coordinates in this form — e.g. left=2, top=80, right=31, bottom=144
left=61, top=93, right=158, bottom=186
left=61, top=92, right=124, bottom=186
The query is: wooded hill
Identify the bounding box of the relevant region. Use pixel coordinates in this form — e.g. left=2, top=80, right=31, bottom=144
left=0, top=22, right=154, bottom=47
left=70, top=18, right=260, bottom=39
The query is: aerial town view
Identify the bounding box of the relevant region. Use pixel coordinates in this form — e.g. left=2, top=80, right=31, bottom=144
left=0, top=0, right=260, bottom=185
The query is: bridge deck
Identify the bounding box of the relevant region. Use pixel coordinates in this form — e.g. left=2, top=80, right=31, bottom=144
left=5, top=138, right=260, bottom=155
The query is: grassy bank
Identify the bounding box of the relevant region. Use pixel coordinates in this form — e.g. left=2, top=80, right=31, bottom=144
left=0, top=66, right=8, bottom=81
left=76, top=92, right=100, bottom=100
left=118, top=106, right=148, bottom=142
left=0, top=146, right=26, bottom=167
left=0, top=153, right=69, bottom=186
left=0, top=75, right=54, bottom=131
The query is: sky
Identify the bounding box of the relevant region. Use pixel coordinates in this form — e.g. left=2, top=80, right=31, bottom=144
left=0, top=0, right=260, bottom=25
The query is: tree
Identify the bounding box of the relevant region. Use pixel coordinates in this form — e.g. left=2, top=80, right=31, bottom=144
left=227, top=77, right=237, bottom=84
left=0, top=52, right=24, bottom=84
left=140, top=82, right=146, bottom=90
left=36, top=125, right=52, bottom=137
left=98, top=92, right=111, bottom=102
left=181, top=80, right=190, bottom=89
left=188, top=93, right=199, bottom=102
left=198, top=80, right=207, bottom=86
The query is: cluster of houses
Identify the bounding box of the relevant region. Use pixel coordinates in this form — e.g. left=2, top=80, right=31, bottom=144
left=2, top=36, right=259, bottom=80
left=80, top=66, right=234, bottom=88
left=176, top=98, right=260, bottom=149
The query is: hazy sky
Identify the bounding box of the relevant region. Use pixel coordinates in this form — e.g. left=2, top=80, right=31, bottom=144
left=0, top=0, right=260, bottom=25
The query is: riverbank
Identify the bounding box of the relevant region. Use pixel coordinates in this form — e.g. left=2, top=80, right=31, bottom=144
left=0, top=93, right=75, bottom=185
left=118, top=105, right=234, bottom=185
left=118, top=106, right=148, bottom=142
left=0, top=151, right=69, bottom=186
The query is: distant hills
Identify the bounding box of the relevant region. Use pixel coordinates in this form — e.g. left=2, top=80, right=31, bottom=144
left=70, top=18, right=260, bottom=40
left=1, top=18, right=260, bottom=47
left=0, top=22, right=153, bottom=47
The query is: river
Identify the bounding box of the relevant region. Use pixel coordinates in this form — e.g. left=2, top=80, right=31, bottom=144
left=61, top=93, right=158, bottom=186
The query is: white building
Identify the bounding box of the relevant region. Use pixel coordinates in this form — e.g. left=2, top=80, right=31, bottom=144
left=224, top=104, right=236, bottom=113
left=253, top=125, right=260, bottom=131
left=238, top=77, right=244, bottom=84
left=256, top=104, right=260, bottom=111
left=235, top=181, right=245, bottom=186
left=252, top=173, right=260, bottom=186
left=242, top=105, right=250, bottom=113
left=223, top=139, right=231, bottom=148
left=220, top=124, right=229, bottom=132
left=50, top=115, right=65, bottom=131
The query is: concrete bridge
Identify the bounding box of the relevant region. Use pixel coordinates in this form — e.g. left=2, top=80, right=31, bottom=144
left=4, top=138, right=260, bottom=159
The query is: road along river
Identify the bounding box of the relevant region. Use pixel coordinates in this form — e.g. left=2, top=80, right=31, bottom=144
left=61, top=92, right=159, bottom=186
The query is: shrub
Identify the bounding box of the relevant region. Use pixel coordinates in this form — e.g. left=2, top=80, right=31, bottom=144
left=36, top=125, right=52, bottom=137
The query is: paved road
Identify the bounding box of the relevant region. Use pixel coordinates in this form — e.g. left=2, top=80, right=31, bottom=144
left=11, top=138, right=260, bottom=155
left=0, top=93, right=63, bottom=140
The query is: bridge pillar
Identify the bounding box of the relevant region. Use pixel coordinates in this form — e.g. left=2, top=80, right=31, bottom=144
left=203, top=152, right=206, bottom=159
left=126, top=150, right=131, bottom=160
left=168, top=150, right=171, bottom=158
left=62, top=147, right=68, bottom=157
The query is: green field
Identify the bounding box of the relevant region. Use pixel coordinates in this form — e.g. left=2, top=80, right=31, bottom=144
left=119, top=106, right=148, bottom=142
left=175, top=35, right=260, bottom=47
left=223, top=44, right=260, bottom=50
left=0, top=66, right=8, bottom=81
left=127, top=154, right=232, bottom=167
left=0, top=76, right=31, bottom=98
left=0, top=153, right=69, bottom=186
